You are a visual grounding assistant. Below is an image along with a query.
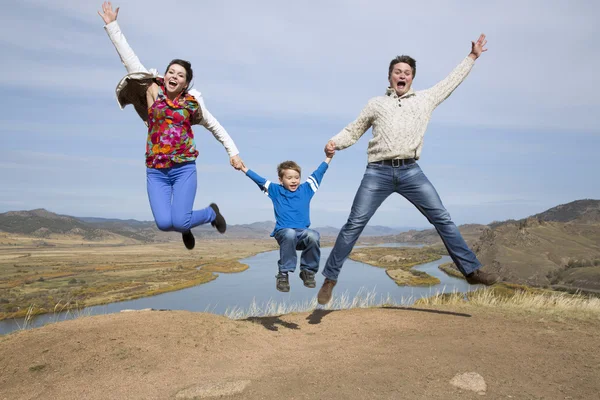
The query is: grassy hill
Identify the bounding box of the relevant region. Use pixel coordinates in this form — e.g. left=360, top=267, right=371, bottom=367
left=453, top=200, right=600, bottom=292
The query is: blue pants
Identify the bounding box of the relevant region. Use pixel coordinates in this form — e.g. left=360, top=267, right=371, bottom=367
left=273, top=228, right=321, bottom=274
left=146, top=162, right=215, bottom=232
left=322, top=162, right=482, bottom=281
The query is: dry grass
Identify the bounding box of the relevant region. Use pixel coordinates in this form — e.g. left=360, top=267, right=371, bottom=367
left=415, top=284, right=600, bottom=320
left=224, top=283, right=600, bottom=321
left=224, top=288, right=391, bottom=319
left=201, top=261, right=249, bottom=273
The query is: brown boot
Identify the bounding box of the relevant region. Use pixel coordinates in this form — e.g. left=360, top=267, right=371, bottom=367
left=317, top=278, right=337, bottom=305
left=465, top=269, right=499, bottom=286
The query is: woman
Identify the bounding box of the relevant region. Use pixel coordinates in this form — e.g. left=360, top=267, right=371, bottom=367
left=98, top=2, right=244, bottom=250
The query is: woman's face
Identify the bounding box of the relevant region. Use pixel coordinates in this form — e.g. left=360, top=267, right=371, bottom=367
left=164, top=64, right=188, bottom=95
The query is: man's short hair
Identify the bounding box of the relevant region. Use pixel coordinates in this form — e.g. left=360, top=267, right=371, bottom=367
left=388, top=55, right=417, bottom=78
left=277, top=161, right=301, bottom=178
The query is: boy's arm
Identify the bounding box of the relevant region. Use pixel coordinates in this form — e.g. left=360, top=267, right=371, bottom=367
left=306, top=161, right=329, bottom=193
left=244, top=169, right=272, bottom=195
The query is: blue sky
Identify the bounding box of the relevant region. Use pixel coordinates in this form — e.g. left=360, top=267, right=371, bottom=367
left=1, top=0, right=598, bottom=228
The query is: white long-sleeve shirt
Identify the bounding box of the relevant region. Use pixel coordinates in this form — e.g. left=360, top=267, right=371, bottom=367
left=104, top=21, right=239, bottom=157
left=331, top=56, right=475, bottom=162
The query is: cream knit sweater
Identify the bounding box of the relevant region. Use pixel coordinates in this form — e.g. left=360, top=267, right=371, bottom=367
left=331, top=56, right=475, bottom=162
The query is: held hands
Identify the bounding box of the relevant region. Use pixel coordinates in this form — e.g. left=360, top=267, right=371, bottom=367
left=98, top=1, right=119, bottom=25
left=324, top=140, right=336, bottom=158
left=230, top=155, right=247, bottom=172
left=469, top=34, right=488, bottom=60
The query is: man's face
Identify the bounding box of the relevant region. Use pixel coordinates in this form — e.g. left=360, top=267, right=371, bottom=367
left=279, top=169, right=301, bottom=192
left=388, top=62, right=414, bottom=97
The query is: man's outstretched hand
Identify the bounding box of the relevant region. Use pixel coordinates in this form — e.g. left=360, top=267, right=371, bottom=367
left=324, top=140, right=336, bottom=158
left=469, top=34, right=488, bottom=60
left=98, top=1, right=119, bottom=25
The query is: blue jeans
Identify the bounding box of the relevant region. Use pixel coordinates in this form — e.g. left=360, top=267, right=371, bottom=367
left=146, top=162, right=216, bottom=233
left=273, top=228, right=321, bottom=274
left=322, top=162, right=482, bottom=281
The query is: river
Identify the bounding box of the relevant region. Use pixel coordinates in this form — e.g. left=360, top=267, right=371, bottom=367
left=0, top=244, right=480, bottom=335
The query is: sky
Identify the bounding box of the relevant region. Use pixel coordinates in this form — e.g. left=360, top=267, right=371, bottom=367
left=1, top=0, right=599, bottom=229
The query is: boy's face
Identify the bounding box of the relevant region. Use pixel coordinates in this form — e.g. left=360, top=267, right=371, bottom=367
left=279, top=169, right=301, bottom=192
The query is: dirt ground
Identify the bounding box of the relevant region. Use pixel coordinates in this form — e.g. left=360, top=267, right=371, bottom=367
left=1, top=306, right=599, bottom=400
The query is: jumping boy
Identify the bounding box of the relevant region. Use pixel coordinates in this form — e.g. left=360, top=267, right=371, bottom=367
left=240, top=148, right=334, bottom=292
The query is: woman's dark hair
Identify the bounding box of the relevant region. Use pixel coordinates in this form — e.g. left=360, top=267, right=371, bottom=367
left=165, top=59, right=194, bottom=90
left=388, top=55, right=416, bottom=78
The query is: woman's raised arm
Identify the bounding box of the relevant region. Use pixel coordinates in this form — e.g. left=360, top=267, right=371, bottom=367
left=98, top=2, right=148, bottom=74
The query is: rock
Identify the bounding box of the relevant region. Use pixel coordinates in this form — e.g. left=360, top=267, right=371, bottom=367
left=450, top=372, right=487, bottom=395
left=175, top=380, right=251, bottom=399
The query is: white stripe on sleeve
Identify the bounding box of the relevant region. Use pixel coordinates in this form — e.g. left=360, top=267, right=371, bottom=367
left=307, top=176, right=319, bottom=192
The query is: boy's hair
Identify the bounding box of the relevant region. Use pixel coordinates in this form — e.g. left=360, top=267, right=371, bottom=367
left=277, top=161, right=301, bottom=178
left=388, top=55, right=417, bottom=78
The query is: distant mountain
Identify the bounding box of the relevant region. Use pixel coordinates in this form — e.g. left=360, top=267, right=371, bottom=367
left=0, top=210, right=408, bottom=242
left=533, top=199, right=600, bottom=224
left=0, top=209, right=121, bottom=241
left=314, top=225, right=409, bottom=238
left=375, top=223, right=487, bottom=246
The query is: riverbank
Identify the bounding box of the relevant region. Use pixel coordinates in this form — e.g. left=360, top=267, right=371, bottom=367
left=0, top=238, right=278, bottom=321
left=349, top=246, right=442, bottom=285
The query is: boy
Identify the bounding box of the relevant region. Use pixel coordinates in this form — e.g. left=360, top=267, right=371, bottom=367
left=240, top=148, right=334, bottom=292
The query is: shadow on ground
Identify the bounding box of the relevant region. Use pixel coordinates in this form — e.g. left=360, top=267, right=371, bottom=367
left=244, top=316, right=300, bottom=331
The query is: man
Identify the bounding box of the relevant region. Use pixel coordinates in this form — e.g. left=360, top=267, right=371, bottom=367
left=318, top=34, right=498, bottom=305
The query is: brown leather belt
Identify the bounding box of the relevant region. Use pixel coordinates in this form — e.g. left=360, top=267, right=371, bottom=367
left=374, top=158, right=416, bottom=167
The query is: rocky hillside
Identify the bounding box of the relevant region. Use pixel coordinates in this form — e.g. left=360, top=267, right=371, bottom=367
left=471, top=200, right=600, bottom=291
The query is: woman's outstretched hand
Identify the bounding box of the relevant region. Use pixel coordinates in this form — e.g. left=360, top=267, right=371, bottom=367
left=469, top=34, right=487, bottom=60
left=98, top=1, right=119, bottom=25
left=230, top=155, right=246, bottom=171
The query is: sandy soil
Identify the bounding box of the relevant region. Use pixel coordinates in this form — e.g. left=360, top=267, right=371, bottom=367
left=1, top=306, right=599, bottom=400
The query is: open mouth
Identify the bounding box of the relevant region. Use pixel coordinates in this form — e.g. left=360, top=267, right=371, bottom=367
left=168, top=80, right=178, bottom=90
left=397, top=81, right=406, bottom=89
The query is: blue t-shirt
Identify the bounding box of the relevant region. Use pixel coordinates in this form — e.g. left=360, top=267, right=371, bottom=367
left=246, top=162, right=329, bottom=236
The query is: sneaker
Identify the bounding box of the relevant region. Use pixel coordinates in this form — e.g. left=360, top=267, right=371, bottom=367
left=276, top=273, right=290, bottom=292
left=182, top=230, right=195, bottom=250
left=209, top=203, right=226, bottom=234
left=466, top=269, right=499, bottom=286
left=299, top=270, right=316, bottom=288
left=317, top=278, right=337, bottom=305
